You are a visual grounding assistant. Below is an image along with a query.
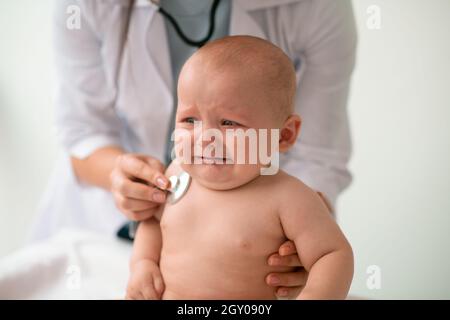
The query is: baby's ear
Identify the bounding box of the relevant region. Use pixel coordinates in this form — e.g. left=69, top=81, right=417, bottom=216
left=279, top=114, right=301, bottom=152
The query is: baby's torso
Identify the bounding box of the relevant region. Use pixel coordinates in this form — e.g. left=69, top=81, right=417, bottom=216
left=159, top=174, right=293, bottom=299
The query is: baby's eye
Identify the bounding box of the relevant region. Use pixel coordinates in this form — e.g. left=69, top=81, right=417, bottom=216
left=221, top=119, right=240, bottom=126
left=182, top=117, right=197, bottom=124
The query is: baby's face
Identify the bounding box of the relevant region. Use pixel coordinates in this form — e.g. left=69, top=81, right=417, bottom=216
left=173, top=60, right=284, bottom=190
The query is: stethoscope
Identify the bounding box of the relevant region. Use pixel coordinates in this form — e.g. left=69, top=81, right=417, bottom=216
left=121, top=0, right=213, bottom=240
left=148, top=1, right=215, bottom=200
left=150, top=0, right=221, bottom=47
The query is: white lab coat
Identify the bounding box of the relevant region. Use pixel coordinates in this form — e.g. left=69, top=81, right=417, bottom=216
left=31, top=0, right=357, bottom=241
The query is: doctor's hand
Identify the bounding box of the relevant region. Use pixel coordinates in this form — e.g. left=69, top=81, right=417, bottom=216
left=266, top=240, right=308, bottom=299
left=110, top=153, right=170, bottom=221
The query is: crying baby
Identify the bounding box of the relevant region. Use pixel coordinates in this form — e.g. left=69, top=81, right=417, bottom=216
left=126, top=35, right=353, bottom=300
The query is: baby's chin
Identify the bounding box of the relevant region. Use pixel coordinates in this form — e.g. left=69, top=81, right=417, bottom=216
left=180, top=161, right=260, bottom=191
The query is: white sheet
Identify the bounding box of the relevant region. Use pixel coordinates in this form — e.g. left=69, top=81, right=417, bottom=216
left=0, top=229, right=132, bottom=299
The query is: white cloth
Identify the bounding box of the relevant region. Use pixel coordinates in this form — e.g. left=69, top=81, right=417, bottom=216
left=0, top=229, right=131, bottom=299
left=33, top=0, right=357, bottom=240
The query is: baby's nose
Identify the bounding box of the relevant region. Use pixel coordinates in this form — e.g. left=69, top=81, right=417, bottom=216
left=194, top=128, right=227, bottom=153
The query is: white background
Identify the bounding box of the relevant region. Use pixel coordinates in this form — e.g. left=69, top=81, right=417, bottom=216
left=0, top=0, right=449, bottom=299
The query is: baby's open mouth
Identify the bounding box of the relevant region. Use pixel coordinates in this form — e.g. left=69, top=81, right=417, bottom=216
left=194, top=156, right=234, bottom=164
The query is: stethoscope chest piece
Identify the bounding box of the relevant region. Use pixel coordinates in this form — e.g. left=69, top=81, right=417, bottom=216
left=167, top=171, right=191, bottom=204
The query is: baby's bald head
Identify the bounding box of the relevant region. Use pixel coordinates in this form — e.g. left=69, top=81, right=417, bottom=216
left=179, top=36, right=297, bottom=121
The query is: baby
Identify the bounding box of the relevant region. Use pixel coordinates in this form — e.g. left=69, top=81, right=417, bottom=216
left=126, top=36, right=353, bottom=300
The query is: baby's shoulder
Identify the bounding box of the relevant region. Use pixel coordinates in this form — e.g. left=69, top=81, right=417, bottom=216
left=267, top=170, right=312, bottom=195
left=267, top=170, right=323, bottom=211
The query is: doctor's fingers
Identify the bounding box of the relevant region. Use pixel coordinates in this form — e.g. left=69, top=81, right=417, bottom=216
left=266, top=269, right=307, bottom=288
left=124, top=207, right=159, bottom=222
left=278, top=240, right=297, bottom=256
left=275, top=286, right=303, bottom=299
left=114, top=193, right=161, bottom=212
left=268, top=253, right=302, bottom=267
left=117, top=154, right=169, bottom=189
left=111, top=172, right=167, bottom=203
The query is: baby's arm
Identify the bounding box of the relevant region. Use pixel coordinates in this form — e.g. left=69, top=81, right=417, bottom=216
left=126, top=217, right=164, bottom=299
left=126, top=161, right=181, bottom=299
left=130, top=216, right=162, bottom=269
left=279, top=179, right=354, bottom=300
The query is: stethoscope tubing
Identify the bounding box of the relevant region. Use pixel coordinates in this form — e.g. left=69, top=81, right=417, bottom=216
left=150, top=0, right=221, bottom=48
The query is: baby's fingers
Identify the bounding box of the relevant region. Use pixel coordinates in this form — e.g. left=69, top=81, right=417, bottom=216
left=125, top=288, right=144, bottom=300
left=142, top=285, right=160, bottom=300
left=153, top=273, right=165, bottom=296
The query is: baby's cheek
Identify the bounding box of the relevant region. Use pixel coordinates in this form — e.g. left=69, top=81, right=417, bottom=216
left=179, top=162, right=194, bottom=177
left=232, top=164, right=262, bottom=185
left=228, top=130, right=278, bottom=166
left=224, top=132, right=253, bottom=164
left=172, top=128, right=195, bottom=161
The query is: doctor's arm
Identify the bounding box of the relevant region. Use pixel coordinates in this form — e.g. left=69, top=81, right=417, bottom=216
left=53, top=0, right=169, bottom=220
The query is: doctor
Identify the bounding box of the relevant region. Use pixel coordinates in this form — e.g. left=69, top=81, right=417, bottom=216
left=33, top=0, right=356, bottom=298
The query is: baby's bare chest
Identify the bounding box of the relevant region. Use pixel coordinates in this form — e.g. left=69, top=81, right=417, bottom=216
left=160, top=181, right=286, bottom=256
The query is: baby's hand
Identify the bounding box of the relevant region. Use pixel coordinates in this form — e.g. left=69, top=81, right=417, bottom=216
left=126, top=259, right=165, bottom=300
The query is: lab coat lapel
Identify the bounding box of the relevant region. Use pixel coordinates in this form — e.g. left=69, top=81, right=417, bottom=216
left=127, top=4, right=173, bottom=110
left=145, top=7, right=174, bottom=94
left=229, top=0, right=267, bottom=40
left=128, top=0, right=300, bottom=109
